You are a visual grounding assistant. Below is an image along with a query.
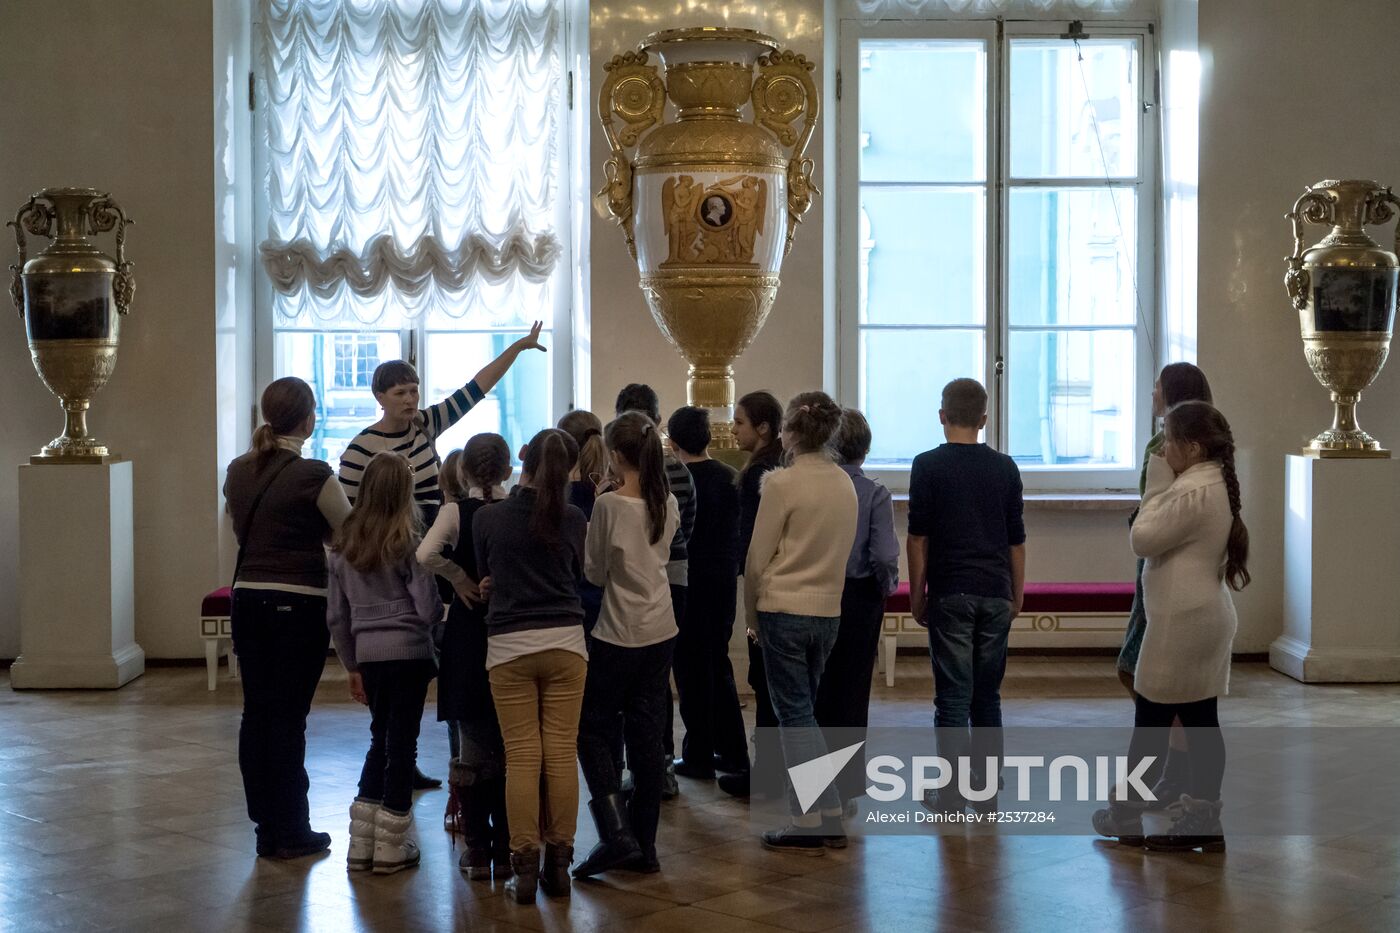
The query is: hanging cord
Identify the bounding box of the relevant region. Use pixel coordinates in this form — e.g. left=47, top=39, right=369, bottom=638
left=1071, top=35, right=1157, bottom=363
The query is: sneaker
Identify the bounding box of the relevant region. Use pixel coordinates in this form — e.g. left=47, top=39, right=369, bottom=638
left=1091, top=801, right=1146, bottom=847
left=760, top=825, right=826, bottom=855
left=661, top=757, right=680, bottom=800
left=272, top=831, right=332, bottom=860
left=1144, top=796, right=1225, bottom=853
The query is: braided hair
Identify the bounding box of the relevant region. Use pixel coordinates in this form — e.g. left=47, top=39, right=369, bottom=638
left=462, top=433, right=512, bottom=502
left=1165, top=401, right=1250, bottom=591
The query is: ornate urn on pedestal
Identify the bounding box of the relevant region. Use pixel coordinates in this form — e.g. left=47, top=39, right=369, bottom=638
left=9, top=187, right=134, bottom=462
left=597, top=27, right=817, bottom=446
left=1285, top=179, right=1398, bottom=458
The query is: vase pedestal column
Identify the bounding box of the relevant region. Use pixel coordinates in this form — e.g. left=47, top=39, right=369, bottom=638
left=1271, top=455, right=1400, bottom=682
left=11, top=461, right=144, bottom=689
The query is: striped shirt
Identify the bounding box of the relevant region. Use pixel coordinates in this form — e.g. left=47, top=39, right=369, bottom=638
left=665, top=453, right=696, bottom=585
left=338, top=381, right=484, bottom=518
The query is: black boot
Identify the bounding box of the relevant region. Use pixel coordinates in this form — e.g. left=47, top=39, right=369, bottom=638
left=1144, top=796, right=1225, bottom=852
left=505, top=846, right=540, bottom=904
left=572, top=793, right=643, bottom=878
left=539, top=843, right=573, bottom=897
left=488, top=777, right=513, bottom=878
left=1145, top=747, right=1191, bottom=810
left=457, top=790, right=493, bottom=879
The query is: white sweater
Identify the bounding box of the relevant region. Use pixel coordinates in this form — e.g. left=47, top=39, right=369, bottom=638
left=585, top=492, right=681, bottom=648
left=1130, top=456, right=1239, bottom=704
left=745, top=453, right=858, bottom=620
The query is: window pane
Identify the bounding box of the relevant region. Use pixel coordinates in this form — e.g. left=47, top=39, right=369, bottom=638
left=861, top=188, right=986, bottom=326
left=1010, top=38, right=1139, bottom=178
left=1009, top=187, right=1137, bottom=326
left=861, top=329, right=985, bottom=464
left=425, top=330, right=553, bottom=465
left=274, top=330, right=400, bottom=465
left=860, top=40, right=986, bottom=183
left=1007, top=329, right=1134, bottom=468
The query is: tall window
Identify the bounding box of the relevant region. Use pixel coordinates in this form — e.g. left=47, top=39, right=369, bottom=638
left=840, top=21, right=1155, bottom=489
left=254, top=0, right=570, bottom=464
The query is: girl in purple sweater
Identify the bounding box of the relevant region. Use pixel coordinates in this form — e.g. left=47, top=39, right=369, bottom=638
left=328, top=452, right=443, bottom=876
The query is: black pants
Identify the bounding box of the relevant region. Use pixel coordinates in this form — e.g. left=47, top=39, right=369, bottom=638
left=231, top=589, right=329, bottom=847
left=1129, top=694, right=1225, bottom=801
left=675, top=570, right=748, bottom=770
left=813, top=575, right=886, bottom=802
left=578, top=637, right=675, bottom=858
left=358, top=659, right=437, bottom=813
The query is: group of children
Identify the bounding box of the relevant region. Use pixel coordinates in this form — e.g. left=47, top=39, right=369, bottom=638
left=230, top=336, right=1248, bottom=904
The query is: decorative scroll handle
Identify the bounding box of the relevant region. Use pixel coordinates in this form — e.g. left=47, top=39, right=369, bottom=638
left=1284, top=189, right=1335, bottom=312
left=1368, top=186, right=1400, bottom=318
left=752, top=50, right=820, bottom=256
left=89, top=196, right=135, bottom=316
left=7, top=197, right=53, bottom=317
left=595, top=51, right=665, bottom=260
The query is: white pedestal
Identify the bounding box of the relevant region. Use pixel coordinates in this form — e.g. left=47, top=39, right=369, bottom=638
left=1271, top=455, right=1400, bottom=683
left=11, top=461, right=145, bottom=689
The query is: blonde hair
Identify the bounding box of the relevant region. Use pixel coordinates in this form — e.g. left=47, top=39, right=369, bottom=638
left=334, top=452, right=420, bottom=573
left=439, top=449, right=466, bottom=504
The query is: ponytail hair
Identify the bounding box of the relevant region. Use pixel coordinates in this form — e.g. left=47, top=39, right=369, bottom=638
left=558, top=409, right=607, bottom=482
left=1164, top=401, right=1250, bottom=591
left=606, top=411, right=669, bottom=545
left=520, top=428, right=579, bottom=543
left=783, top=390, right=844, bottom=457
left=737, top=390, right=784, bottom=475
left=251, top=377, right=316, bottom=472
left=463, top=433, right=512, bottom=501
left=333, top=452, right=419, bottom=573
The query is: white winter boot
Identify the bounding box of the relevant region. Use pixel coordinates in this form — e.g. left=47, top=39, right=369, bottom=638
left=372, top=806, right=421, bottom=875
left=347, top=798, right=379, bottom=871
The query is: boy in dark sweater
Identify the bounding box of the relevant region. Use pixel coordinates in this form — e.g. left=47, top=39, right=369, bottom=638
left=665, top=407, right=750, bottom=779
left=907, top=378, right=1025, bottom=814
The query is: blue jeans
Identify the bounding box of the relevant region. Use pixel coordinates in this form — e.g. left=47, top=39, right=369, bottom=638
left=928, top=593, right=1014, bottom=797
left=759, top=611, right=841, bottom=816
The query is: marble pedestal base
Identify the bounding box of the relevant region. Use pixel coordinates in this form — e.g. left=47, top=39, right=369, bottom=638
left=1271, top=455, right=1400, bottom=683
left=11, top=461, right=144, bottom=689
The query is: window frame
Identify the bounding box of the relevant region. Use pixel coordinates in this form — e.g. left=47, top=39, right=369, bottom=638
left=838, top=17, right=1158, bottom=493
left=250, top=0, right=581, bottom=456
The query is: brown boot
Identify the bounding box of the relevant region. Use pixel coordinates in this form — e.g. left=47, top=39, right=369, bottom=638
left=539, top=843, right=573, bottom=897
left=505, top=846, right=540, bottom=904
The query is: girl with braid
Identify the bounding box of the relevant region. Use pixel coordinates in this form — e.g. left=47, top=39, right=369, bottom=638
left=1094, top=401, right=1249, bottom=853
left=418, top=435, right=514, bottom=880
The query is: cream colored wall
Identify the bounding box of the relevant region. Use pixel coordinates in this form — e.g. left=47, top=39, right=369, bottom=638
left=1198, top=0, right=1400, bottom=652
left=0, top=0, right=233, bottom=659
left=588, top=1, right=827, bottom=416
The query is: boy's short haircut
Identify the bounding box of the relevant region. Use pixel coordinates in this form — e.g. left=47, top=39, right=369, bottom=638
left=941, top=378, right=988, bottom=428
left=372, top=360, right=420, bottom=396
left=666, top=406, right=711, bottom=456
left=831, top=408, right=873, bottom=464
left=615, top=383, right=660, bottom=423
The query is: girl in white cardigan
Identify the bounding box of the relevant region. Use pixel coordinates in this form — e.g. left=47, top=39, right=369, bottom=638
left=747, top=391, right=858, bottom=852
left=1094, top=401, right=1249, bottom=852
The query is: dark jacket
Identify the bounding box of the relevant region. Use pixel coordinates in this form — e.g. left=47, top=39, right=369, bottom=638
left=472, top=486, right=588, bottom=636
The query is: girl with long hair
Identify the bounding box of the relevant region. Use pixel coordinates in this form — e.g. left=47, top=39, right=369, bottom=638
left=558, top=409, right=608, bottom=520
left=472, top=429, right=589, bottom=904
left=718, top=390, right=786, bottom=799
left=747, top=392, right=858, bottom=852
left=1094, top=401, right=1247, bottom=853
left=573, top=412, right=680, bottom=879
left=225, top=376, right=351, bottom=859
left=418, top=434, right=514, bottom=881
left=329, top=452, right=443, bottom=875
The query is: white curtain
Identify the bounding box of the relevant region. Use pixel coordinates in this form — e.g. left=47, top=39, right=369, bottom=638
left=259, top=0, right=563, bottom=325
left=847, top=0, right=1152, bottom=16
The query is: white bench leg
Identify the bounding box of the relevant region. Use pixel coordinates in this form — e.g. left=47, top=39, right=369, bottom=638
left=205, top=639, right=219, bottom=691
left=884, top=634, right=897, bottom=688
left=228, top=642, right=239, bottom=680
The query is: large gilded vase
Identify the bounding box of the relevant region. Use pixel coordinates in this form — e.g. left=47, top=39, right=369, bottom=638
left=1284, top=179, right=1399, bottom=457
left=9, top=187, right=134, bottom=462
left=597, top=27, right=817, bottom=446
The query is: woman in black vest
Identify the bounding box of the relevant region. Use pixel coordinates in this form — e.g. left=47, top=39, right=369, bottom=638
left=224, top=377, right=351, bottom=858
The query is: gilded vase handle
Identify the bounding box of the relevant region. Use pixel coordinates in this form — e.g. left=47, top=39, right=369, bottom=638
left=1368, top=186, right=1400, bottom=318
left=595, top=51, right=665, bottom=260
left=7, top=197, right=53, bottom=317
left=89, top=195, right=135, bottom=316
left=753, top=50, right=820, bottom=256
left=1284, top=189, right=1334, bottom=312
